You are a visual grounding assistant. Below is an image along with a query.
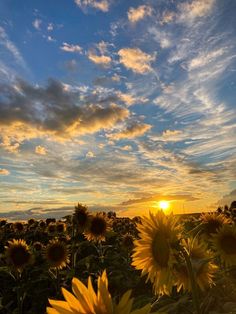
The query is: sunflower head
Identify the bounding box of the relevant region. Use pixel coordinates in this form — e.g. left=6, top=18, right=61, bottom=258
left=33, top=241, right=44, bottom=251
left=5, top=239, right=32, bottom=272
left=122, top=234, right=134, bottom=250
left=13, top=222, right=24, bottom=233
left=39, top=220, right=46, bottom=229
left=56, top=222, right=66, bottom=233
left=211, top=225, right=236, bottom=266
left=132, top=211, right=182, bottom=295
left=28, top=218, right=35, bottom=226
left=73, top=203, right=91, bottom=232
left=0, top=219, right=7, bottom=227
left=47, top=222, right=56, bottom=234
left=47, top=269, right=152, bottom=314
left=200, top=212, right=231, bottom=236
left=84, top=213, right=110, bottom=242
left=174, top=238, right=218, bottom=292
left=45, top=239, right=69, bottom=269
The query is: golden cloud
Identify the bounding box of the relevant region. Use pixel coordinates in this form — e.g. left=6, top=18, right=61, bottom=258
left=127, top=5, right=152, bottom=23
left=88, top=51, right=111, bottom=65
left=108, top=123, right=152, bottom=140
left=0, top=168, right=10, bottom=175
left=35, top=145, right=47, bottom=155
left=118, top=48, right=155, bottom=74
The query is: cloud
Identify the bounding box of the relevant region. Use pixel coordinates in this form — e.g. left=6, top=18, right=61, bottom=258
left=107, top=123, right=151, bottom=140
left=0, top=26, right=27, bottom=69
left=148, top=27, right=172, bottom=49
left=118, top=48, right=155, bottom=74
left=86, top=151, right=95, bottom=158
left=0, top=78, right=130, bottom=150
left=74, top=0, right=109, bottom=12
left=179, top=0, right=215, bottom=22
left=60, top=42, right=83, bottom=53
left=127, top=5, right=152, bottom=23
left=35, top=145, right=47, bottom=155
left=159, top=11, right=175, bottom=24
left=217, top=189, right=236, bottom=207
left=0, top=168, right=10, bottom=175
left=188, top=48, right=226, bottom=70
left=120, top=193, right=199, bottom=206
left=47, top=23, right=54, bottom=31
left=32, top=19, right=42, bottom=30
left=88, top=51, right=111, bottom=65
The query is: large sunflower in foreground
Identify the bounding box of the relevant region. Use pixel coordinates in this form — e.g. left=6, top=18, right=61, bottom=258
left=84, top=213, right=110, bottom=242
left=174, top=238, right=218, bottom=292
left=132, top=211, right=182, bottom=295
left=211, top=225, right=236, bottom=266
left=200, top=212, right=231, bottom=236
left=47, top=270, right=152, bottom=314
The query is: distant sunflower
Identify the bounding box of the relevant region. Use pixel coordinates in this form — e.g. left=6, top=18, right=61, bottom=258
left=13, top=222, right=24, bottom=233
left=47, top=223, right=56, bottom=234
left=33, top=241, right=44, bottom=252
left=200, top=212, right=231, bottom=236
left=5, top=239, right=32, bottom=272
left=73, top=203, right=91, bottom=232
left=47, top=270, right=152, bottom=314
left=56, top=222, right=66, bottom=234
left=132, top=211, right=182, bottom=295
left=211, top=225, right=236, bottom=266
left=45, top=239, right=69, bottom=269
left=174, top=238, right=217, bottom=292
left=84, top=213, right=110, bottom=242
left=122, top=233, right=134, bottom=250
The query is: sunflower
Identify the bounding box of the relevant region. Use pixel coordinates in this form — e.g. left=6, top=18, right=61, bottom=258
left=200, top=212, right=231, bottom=236
left=174, top=238, right=217, bottom=292
left=5, top=239, right=32, bottom=272
left=73, top=203, right=91, bottom=232
left=121, top=233, right=134, bottom=250
left=47, top=223, right=56, bottom=234
left=211, top=225, right=236, bottom=266
left=13, top=221, right=24, bottom=233
left=56, top=222, right=66, bottom=234
left=84, top=213, right=110, bottom=242
left=45, top=239, right=69, bottom=269
left=132, top=211, right=182, bottom=295
left=47, top=270, right=152, bottom=314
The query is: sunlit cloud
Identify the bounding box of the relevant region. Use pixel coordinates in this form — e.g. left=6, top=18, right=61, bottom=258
left=107, top=123, right=152, bottom=140
left=74, top=0, right=110, bottom=12
left=0, top=168, right=10, bottom=175
left=118, top=48, right=155, bottom=74
left=127, top=5, right=152, bottom=24
left=60, top=42, right=83, bottom=53
left=88, top=51, right=111, bottom=65
left=178, top=0, right=216, bottom=22
left=35, top=145, right=47, bottom=155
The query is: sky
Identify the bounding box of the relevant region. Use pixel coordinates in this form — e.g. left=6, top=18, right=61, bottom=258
left=0, top=0, right=236, bottom=220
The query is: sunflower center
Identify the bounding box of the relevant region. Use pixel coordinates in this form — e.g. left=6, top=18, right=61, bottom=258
left=47, top=244, right=66, bottom=262
left=205, top=220, right=222, bottom=234
left=220, top=234, right=236, bottom=254
left=152, top=232, right=170, bottom=267
left=75, top=210, right=88, bottom=226
left=90, top=217, right=107, bottom=236
left=10, top=246, right=30, bottom=267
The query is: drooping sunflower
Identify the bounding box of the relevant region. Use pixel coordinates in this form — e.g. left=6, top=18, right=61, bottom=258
left=84, top=213, right=110, bottom=242
left=47, top=270, right=152, bottom=314
left=211, top=224, right=236, bottom=266
left=174, top=238, right=218, bottom=292
left=73, top=203, right=91, bottom=232
left=132, top=211, right=182, bottom=295
left=200, top=212, right=231, bottom=236
left=45, top=239, right=69, bottom=269
left=5, top=239, right=32, bottom=272
left=13, top=221, right=24, bottom=233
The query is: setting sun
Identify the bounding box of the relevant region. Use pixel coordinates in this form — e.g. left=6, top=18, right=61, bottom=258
left=159, top=201, right=170, bottom=211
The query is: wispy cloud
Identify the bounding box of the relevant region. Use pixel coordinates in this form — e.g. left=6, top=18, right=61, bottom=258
left=32, top=18, right=42, bottom=30
left=60, top=42, right=83, bottom=53
left=74, top=0, right=110, bottom=12
left=107, top=123, right=152, bottom=140
left=0, top=168, right=10, bottom=175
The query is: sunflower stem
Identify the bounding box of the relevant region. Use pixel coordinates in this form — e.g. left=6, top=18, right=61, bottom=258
left=56, top=268, right=60, bottom=297
left=16, top=271, right=23, bottom=314
left=181, top=247, right=201, bottom=314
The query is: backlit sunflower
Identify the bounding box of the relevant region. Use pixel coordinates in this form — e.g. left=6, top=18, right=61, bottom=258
left=200, top=212, right=231, bottom=236
left=211, top=225, right=236, bottom=266
left=84, top=213, right=110, bottom=242
left=132, top=211, right=182, bottom=295
left=5, top=239, right=32, bottom=272
left=47, top=270, right=152, bottom=314
left=174, top=238, right=217, bottom=292
left=13, top=221, right=24, bottom=233
left=73, top=203, right=91, bottom=232
left=45, top=239, right=69, bottom=269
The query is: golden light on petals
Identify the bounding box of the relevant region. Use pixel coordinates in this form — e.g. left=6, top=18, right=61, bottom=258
left=131, top=211, right=182, bottom=295
left=47, top=270, right=152, bottom=314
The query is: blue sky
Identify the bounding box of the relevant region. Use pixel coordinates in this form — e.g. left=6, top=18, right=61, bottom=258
left=0, top=0, right=236, bottom=220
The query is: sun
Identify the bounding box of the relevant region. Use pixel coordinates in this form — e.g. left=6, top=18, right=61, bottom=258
left=159, top=201, right=170, bottom=211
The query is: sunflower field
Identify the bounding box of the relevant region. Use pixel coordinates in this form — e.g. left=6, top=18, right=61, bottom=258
left=0, top=203, right=236, bottom=314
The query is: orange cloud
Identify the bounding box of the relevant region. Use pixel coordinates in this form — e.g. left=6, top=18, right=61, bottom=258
left=108, top=123, right=151, bottom=140
left=88, top=51, right=111, bottom=65
left=118, top=48, right=155, bottom=74
left=35, top=145, right=47, bottom=155
left=128, top=5, right=152, bottom=23
left=0, top=168, right=10, bottom=175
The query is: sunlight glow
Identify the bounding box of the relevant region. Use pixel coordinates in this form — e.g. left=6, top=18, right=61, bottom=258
left=159, top=201, right=170, bottom=211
